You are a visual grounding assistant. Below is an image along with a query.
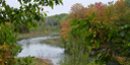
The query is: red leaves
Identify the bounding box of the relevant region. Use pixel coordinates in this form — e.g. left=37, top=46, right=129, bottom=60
left=95, top=2, right=104, bottom=9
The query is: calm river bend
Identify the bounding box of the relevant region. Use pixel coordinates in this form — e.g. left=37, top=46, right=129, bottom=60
left=17, top=36, right=65, bottom=65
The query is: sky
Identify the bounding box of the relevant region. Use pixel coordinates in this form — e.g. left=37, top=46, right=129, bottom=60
left=6, top=0, right=117, bottom=16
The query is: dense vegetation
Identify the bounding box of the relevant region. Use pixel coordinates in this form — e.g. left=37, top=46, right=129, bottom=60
left=61, top=0, right=130, bottom=65
left=1, top=0, right=130, bottom=65
left=44, top=13, right=68, bottom=33
left=0, top=0, right=62, bottom=65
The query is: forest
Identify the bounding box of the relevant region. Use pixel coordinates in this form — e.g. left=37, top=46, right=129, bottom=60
left=0, top=0, right=130, bottom=65
left=61, top=0, right=130, bottom=65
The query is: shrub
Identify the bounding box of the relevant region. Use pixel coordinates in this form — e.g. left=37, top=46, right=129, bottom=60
left=61, top=0, right=130, bottom=65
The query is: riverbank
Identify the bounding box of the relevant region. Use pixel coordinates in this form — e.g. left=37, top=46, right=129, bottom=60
left=16, top=57, right=53, bottom=65
left=40, top=38, right=64, bottom=47
left=18, top=31, right=46, bottom=40
left=17, top=31, right=59, bottom=40
left=35, top=58, right=53, bottom=65
left=17, top=30, right=64, bottom=47
left=18, top=36, right=64, bottom=65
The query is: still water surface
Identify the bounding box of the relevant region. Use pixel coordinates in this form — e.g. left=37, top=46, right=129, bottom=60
left=17, top=36, right=64, bottom=65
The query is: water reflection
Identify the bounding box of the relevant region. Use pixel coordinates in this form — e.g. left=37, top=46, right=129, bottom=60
left=17, top=36, right=64, bottom=65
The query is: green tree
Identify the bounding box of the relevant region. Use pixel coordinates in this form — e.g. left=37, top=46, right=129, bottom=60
left=0, top=0, right=63, bottom=65
left=125, top=0, right=130, bottom=7
left=61, top=0, right=130, bottom=65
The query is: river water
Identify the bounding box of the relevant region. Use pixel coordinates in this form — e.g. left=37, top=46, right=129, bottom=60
left=17, top=36, right=65, bottom=65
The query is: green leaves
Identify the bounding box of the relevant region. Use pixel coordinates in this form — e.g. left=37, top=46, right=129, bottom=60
left=18, top=0, right=63, bottom=7
left=62, top=1, right=130, bottom=65
left=15, top=57, right=36, bottom=65
left=0, top=0, right=63, bottom=65
left=0, top=0, right=63, bottom=32
left=0, top=23, right=15, bottom=45
left=125, top=0, right=130, bottom=7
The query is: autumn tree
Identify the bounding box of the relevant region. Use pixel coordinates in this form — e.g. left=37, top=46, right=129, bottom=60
left=70, top=3, right=87, bottom=19
left=61, top=0, right=130, bottom=65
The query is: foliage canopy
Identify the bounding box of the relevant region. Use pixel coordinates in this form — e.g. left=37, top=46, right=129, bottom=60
left=0, top=0, right=63, bottom=65
left=61, top=0, right=130, bottom=65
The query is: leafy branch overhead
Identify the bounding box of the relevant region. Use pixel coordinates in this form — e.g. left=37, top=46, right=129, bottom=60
left=0, top=0, right=63, bottom=65
left=0, top=0, right=63, bottom=32
left=18, top=0, right=63, bottom=8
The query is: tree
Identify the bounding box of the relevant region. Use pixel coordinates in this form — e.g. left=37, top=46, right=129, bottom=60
left=61, top=0, right=130, bottom=65
left=125, top=0, right=130, bottom=7
left=70, top=3, right=86, bottom=19
left=0, top=0, right=63, bottom=65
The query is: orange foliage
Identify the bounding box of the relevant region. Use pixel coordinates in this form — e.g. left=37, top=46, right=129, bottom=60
left=61, top=0, right=130, bottom=40
left=0, top=43, right=13, bottom=65
left=70, top=3, right=87, bottom=19
left=60, top=20, right=70, bottom=40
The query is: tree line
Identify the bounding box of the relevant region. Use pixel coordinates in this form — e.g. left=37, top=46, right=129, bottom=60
left=60, top=0, right=130, bottom=65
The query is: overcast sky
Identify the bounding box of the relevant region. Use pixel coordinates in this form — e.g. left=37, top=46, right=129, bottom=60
left=6, top=0, right=117, bottom=16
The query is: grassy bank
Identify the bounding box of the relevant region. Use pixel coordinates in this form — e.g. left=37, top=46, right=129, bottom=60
left=40, top=37, right=64, bottom=47
left=18, top=31, right=47, bottom=40
left=16, top=57, right=53, bottom=65
left=17, top=30, right=59, bottom=40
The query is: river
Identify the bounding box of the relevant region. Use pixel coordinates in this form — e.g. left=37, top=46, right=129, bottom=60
left=17, top=36, right=65, bottom=65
